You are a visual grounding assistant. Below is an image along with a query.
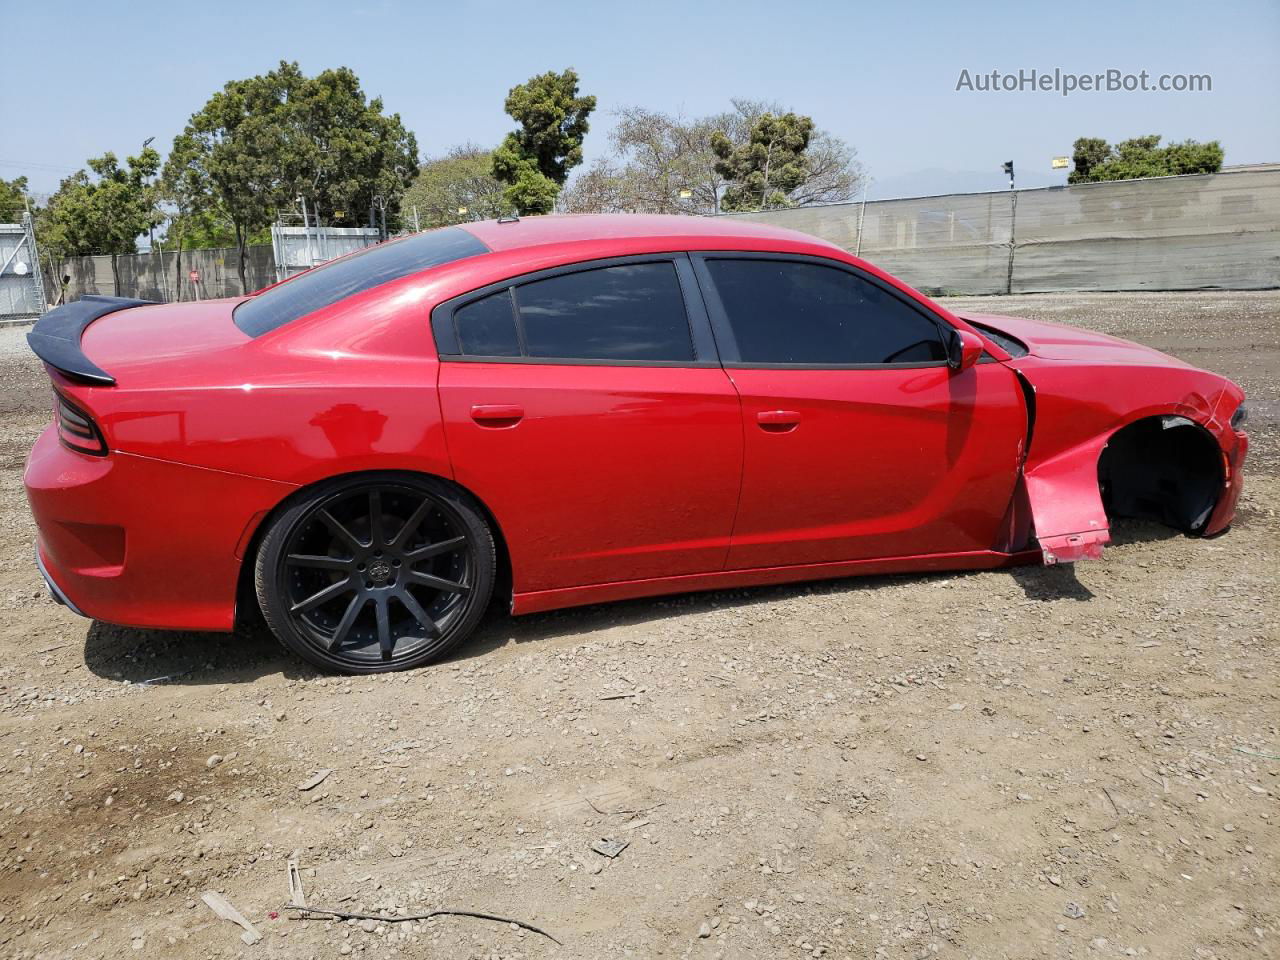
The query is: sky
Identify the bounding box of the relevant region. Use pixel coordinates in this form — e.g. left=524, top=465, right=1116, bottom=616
left=1, top=0, right=1277, bottom=202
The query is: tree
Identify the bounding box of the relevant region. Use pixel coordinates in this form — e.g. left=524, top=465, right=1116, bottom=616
left=168, top=61, right=418, bottom=292
left=402, top=146, right=508, bottom=228
left=0, top=176, right=29, bottom=222
left=712, top=112, right=815, bottom=212
left=37, top=145, right=162, bottom=295
left=1068, top=134, right=1223, bottom=183
left=492, top=68, right=596, bottom=214
left=562, top=99, right=862, bottom=215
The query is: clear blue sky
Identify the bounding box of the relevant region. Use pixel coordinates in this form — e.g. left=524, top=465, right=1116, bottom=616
left=2, top=0, right=1277, bottom=200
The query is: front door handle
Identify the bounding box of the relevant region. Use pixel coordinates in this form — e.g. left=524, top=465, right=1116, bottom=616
left=756, top=409, right=801, bottom=432
left=470, top=404, right=524, bottom=427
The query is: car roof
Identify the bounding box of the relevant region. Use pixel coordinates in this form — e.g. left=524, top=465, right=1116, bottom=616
left=458, top=213, right=838, bottom=254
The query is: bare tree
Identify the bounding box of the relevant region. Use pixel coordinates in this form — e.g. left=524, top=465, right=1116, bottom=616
left=564, top=100, right=862, bottom=215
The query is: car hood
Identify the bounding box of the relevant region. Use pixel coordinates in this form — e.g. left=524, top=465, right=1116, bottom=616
left=957, top=312, right=1192, bottom=367
left=79, top=298, right=252, bottom=386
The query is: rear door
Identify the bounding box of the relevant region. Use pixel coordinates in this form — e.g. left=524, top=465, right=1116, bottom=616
left=692, top=254, right=1027, bottom=569
left=435, top=255, right=743, bottom=594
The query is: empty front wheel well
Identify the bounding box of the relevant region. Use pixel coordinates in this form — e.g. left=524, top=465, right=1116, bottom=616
left=1097, top=416, right=1222, bottom=536
left=233, top=470, right=513, bottom=627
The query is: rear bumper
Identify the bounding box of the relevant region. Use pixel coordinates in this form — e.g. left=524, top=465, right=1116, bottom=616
left=24, top=425, right=295, bottom=630
left=35, top=543, right=88, bottom=617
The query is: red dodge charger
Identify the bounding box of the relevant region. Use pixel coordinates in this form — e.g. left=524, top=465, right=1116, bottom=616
left=25, top=214, right=1248, bottom=673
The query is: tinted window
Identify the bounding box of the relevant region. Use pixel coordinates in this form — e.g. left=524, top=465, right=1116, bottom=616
left=235, top=227, right=489, bottom=337
left=705, top=259, right=948, bottom=365
left=455, top=289, right=519, bottom=357
left=514, top=262, right=694, bottom=361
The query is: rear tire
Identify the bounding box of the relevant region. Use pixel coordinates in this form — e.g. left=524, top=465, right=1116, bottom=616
left=255, top=473, right=495, bottom=674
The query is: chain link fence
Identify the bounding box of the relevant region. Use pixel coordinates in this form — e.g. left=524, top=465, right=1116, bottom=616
left=733, top=167, right=1280, bottom=294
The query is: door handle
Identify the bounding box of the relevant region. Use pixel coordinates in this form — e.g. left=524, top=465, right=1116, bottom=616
left=470, top=404, right=524, bottom=427
left=756, top=409, right=801, bottom=432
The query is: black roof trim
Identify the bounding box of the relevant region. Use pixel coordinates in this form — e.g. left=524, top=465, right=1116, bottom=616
left=27, top=295, right=156, bottom=386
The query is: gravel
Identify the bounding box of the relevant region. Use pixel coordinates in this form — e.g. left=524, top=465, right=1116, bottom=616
left=0, top=292, right=1275, bottom=959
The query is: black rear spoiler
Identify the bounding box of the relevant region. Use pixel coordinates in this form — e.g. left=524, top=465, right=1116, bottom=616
left=27, top=295, right=156, bottom=386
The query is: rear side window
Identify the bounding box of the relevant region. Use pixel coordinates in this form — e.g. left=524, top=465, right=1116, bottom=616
left=704, top=259, right=948, bottom=365
left=516, top=263, right=693, bottom=361
left=235, top=227, right=489, bottom=337
left=445, top=261, right=696, bottom=363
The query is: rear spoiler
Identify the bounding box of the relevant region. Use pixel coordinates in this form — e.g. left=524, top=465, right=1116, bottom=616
left=27, top=295, right=156, bottom=386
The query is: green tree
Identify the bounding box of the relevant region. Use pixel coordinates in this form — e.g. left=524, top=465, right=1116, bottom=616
left=0, top=176, right=29, bottom=222
left=711, top=112, right=815, bottom=212
left=402, top=146, right=508, bottom=229
left=37, top=145, right=162, bottom=295
left=168, top=61, right=418, bottom=292
left=492, top=68, right=596, bottom=215
left=1068, top=134, right=1223, bottom=183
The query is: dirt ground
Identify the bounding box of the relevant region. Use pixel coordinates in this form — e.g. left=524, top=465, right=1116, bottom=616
left=0, top=291, right=1275, bottom=960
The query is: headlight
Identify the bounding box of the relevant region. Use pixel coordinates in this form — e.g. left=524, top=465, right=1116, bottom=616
left=1230, top=402, right=1249, bottom=430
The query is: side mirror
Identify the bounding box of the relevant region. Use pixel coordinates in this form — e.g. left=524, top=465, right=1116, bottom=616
left=948, top=329, right=984, bottom=372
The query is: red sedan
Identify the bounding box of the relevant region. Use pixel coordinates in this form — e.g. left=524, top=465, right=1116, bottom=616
left=25, top=215, right=1248, bottom=673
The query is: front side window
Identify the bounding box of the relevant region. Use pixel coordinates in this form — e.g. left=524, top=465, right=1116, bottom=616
left=235, top=227, right=489, bottom=337
left=704, top=259, right=948, bottom=365
left=448, top=261, right=696, bottom=363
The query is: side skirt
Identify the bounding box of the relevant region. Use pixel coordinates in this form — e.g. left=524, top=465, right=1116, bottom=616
left=511, top=549, right=1041, bottom=615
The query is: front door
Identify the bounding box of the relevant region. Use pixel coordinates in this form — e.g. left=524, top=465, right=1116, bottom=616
left=692, top=255, right=1027, bottom=569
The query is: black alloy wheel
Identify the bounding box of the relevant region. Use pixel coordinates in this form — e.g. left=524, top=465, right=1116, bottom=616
left=255, top=474, right=495, bottom=673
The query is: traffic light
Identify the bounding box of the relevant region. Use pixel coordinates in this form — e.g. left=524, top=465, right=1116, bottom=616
left=1002, top=161, right=1015, bottom=189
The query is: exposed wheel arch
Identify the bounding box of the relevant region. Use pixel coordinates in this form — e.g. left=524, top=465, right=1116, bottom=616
left=1097, top=415, right=1223, bottom=536
left=234, top=469, right=513, bottom=628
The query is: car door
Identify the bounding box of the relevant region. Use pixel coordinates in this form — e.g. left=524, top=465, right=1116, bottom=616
left=691, top=253, right=1027, bottom=569
left=434, top=255, right=743, bottom=594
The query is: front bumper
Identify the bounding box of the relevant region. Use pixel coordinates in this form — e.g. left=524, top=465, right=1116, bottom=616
left=1204, top=428, right=1248, bottom=536
left=24, top=425, right=295, bottom=630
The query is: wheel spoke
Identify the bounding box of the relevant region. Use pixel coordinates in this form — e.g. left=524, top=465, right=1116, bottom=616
left=397, top=589, right=441, bottom=638
left=319, top=509, right=364, bottom=552
left=391, top=498, right=435, bottom=550
left=407, top=570, right=469, bottom=594
left=291, top=576, right=355, bottom=614
left=404, top=536, right=467, bottom=562
left=287, top=554, right=352, bottom=571
left=327, top=594, right=365, bottom=650
left=375, top=596, right=392, bottom=659
left=368, top=490, right=385, bottom=548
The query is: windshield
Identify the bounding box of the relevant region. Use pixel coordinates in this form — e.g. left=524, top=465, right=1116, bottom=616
left=234, top=227, right=490, bottom=337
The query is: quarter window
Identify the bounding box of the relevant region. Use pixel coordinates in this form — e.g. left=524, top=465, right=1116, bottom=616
left=454, top=289, right=520, bottom=357
left=704, top=259, right=948, bottom=365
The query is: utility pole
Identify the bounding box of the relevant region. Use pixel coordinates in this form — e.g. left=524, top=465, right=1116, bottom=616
left=855, top=177, right=871, bottom=259
left=1003, top=161, right=1017, bottom=294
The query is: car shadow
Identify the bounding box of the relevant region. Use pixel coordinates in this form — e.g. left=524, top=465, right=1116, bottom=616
left=79, top=520, right=1187, bottom=683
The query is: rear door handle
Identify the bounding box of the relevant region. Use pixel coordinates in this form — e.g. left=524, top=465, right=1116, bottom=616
left=470, top=404, right=524, bottom=427
left=756, top=409, right=801, bottom=432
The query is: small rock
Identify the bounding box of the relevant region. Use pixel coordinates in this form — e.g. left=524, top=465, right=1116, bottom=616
left=206, top=754, right=223, bottom=769
left=1223, top=823, right=1236, bottom=832
left=697, top=921, right=712, bottom=938
left=916, top=754, right=927, bottom=762
left=359, top=918, right=378, bottom=933
left=1064, top=902, right=1085, bottom=920
left=167, top=791, right=184, bottom=804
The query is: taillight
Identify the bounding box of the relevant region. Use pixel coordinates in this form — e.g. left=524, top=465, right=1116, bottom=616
left=54, top=392, right=108, bottom=456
